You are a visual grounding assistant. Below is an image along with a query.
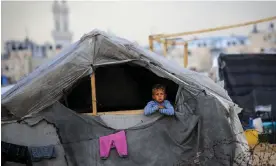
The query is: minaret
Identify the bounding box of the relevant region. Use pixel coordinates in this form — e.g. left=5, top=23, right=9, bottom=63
left=51, top=0, right=73, bottom=49
left=60, top=0, right=69, bottom=32
left=52, top=1, right=60, bottom=32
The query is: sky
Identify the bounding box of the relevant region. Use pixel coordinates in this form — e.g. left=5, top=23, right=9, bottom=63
left=1, top=1, right=276, bottom=50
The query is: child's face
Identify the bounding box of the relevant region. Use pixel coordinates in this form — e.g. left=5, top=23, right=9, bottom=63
left=152, top=89, right=166, bottom=103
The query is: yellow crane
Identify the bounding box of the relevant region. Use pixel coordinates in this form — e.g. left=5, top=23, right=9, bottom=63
left=149, top=16, right=276, bottom=68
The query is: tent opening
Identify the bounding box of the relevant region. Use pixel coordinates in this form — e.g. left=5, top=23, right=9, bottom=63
left=61, top=63, right=179, bottom=114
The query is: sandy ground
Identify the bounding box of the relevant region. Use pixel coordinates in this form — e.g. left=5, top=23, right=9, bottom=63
left=251, top=144, right=276, bottom=165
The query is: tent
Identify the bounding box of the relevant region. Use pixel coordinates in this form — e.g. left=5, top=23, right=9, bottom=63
left=2, top=30, right=248, bottom=166
left=218, top=53, right=276, bottom=122
left=1, top=84, right=14, bottom=95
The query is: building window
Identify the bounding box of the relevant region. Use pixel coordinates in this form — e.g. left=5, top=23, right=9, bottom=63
left=240, top=40, right=245, bottom=45
left=203, top=43, right=207, bottom=47
left=18, top=44, right=24, bottom=50
left=12, top=44, right=17, bottom=51
left=5, top=66, right=9, bottom=71
left=227, top=42, right=231, bottom=46
left=56, top=44, right=62, bottom=49
left=188, top=51, right=191, bottom=56
left=260, top=48, right=264, bottom=52
left=232, top=42, right=236, bottom=46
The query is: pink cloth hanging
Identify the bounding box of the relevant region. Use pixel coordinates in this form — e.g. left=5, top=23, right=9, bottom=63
left=99, top=130, right=128, bottom=159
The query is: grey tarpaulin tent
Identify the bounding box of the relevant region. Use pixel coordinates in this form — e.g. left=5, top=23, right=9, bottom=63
left=218, top=53, right=276, bottom=122
left=2, top=30, right=248, bottom=165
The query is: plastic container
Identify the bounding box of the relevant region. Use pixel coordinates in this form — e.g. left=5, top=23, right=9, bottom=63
left=253, top=118, right=263, bottom=133
left=244, top=129, right=258, bottom=145
left=263, top=122, right=276, bottom=134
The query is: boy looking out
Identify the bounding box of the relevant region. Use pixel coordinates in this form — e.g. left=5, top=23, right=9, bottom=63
left=144, top=84, right=175, bottom=116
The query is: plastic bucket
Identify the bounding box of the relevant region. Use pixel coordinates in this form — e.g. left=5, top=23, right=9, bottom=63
left=244, top=129, right=258, bottom=145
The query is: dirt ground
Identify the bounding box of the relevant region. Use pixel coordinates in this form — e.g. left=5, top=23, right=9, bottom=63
left=251, top=144, right=276, bottom=165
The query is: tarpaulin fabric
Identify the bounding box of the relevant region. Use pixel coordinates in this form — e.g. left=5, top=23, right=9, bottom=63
left=218, top=54, right=276, bottom=96
left=1, top=30, right=248, bottom=165
left=2, top=30, right=231, bottom=118
left=218, top=53, right=276, bottom=121
left=1, top=120, right=68, bottom=166
left=36, top=91, right=236, bottom=166
left=253, top=89, right=276, bottom=116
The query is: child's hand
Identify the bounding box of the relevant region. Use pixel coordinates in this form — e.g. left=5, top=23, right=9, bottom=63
left=159, top=105, right=164, bottom=109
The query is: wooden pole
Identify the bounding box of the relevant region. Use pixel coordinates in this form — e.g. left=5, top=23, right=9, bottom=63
left=163, top=39, right=168, bottom=56
left=91, top=73, right=97, bottom=116
left=184, top=42, right=188, bottom=68
left=149, top=35, right=154, bottom=52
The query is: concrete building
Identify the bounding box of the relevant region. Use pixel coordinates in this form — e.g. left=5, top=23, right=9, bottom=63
left=1, top=39, right=60, bottom=83
left=152, top=23, right=276, bottom=75
left=165, top=35, right=248, bottom=72
left=1, top=1, right=72, bottom=84
left=248, top=23, right=276, bottom=53
left=1, top=49, right=32, bottom=83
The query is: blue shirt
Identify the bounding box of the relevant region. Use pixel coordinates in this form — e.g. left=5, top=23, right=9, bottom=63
left=144, top=100, right=175, bottom=116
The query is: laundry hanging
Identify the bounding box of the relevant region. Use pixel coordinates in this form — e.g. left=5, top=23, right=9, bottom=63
left=29, top=145, right=56, bottom=162
left=1, top=141, right=57, bottom=165
left=99, top=130, right=128, bottom=159
left=1, top=141, right=33, bottom=166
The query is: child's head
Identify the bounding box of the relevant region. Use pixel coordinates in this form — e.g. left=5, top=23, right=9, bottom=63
left=152, top=84, right=166, bottom=103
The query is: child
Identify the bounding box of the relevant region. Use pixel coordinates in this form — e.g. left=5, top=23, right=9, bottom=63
left=144, top=84, right=175, bottom=116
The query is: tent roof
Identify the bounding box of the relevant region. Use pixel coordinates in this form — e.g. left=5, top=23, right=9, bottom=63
left=1, top=84, right=15, bottom=95
left=1, top=30, right=232, bottom=118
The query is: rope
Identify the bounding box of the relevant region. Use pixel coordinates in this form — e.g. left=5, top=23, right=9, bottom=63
left=152, top=16, right=276, bottom=40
